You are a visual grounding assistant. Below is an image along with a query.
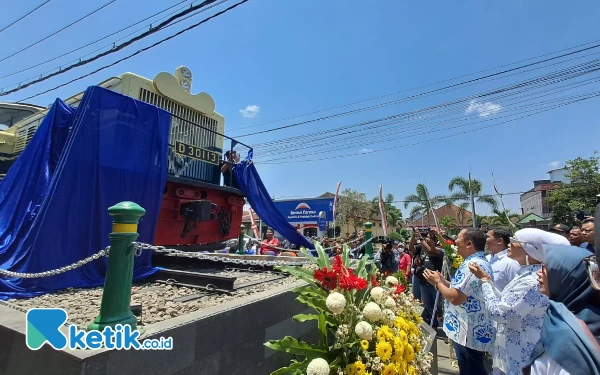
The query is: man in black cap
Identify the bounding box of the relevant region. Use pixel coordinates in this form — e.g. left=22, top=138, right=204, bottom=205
left=549, top=223, right=570, bottom=240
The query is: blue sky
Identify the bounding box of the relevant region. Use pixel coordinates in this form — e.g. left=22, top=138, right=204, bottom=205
left=3, top=0, right=600, bottom=218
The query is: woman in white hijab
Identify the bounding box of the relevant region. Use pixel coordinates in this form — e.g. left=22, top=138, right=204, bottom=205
left=468, top=228, right=570, bottom=375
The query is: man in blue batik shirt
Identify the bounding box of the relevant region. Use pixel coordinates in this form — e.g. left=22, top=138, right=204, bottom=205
left=424, top=228, right=494, bottom=375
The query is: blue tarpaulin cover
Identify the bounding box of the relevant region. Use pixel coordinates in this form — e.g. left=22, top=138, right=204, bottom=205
left=234, top=154, right=314, bottom=250
left=0, top=86, right=171, bottom=300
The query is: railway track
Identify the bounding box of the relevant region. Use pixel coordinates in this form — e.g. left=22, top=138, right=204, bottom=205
left=148, top=263, right=289, bottom=304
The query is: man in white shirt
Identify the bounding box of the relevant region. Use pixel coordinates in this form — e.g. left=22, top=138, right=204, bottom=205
left=423, top=228, right=494, bottom=375
left=485, top=227, right=520, bottom=292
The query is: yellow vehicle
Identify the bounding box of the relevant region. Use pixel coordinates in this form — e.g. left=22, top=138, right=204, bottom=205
left=0, top=67, right=247, bottom=247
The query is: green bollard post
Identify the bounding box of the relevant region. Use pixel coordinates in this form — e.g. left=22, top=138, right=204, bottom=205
left=364, top=222, right=374, bottom=260
left=237, top=224, right=246, bottom=255
left=88, top=201, right=146, bottom=332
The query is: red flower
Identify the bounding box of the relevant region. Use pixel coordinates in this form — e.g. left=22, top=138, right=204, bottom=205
left=394, top=284, right=406, bottom=295
left=313, top=255, right=368, bottom=291
left=370, top=274, right=379, bottom=287
left=313, top=268, right=338, bottom=290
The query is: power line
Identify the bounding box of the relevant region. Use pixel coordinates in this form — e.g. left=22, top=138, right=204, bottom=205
left=252, top=61, right=600, bottom=161
left=0, top=0, right=117, bottom=63
left=251, top=69, right=600, bottom=156
left=255, top=79, right=600, bottom=163
left=229, top=39, right=600, bottom=134
left=13, top=0, right=250, bottom=103
left=0, top=0, right=52, bottom=34
left=0, top=0, right=236, bottom=97
left=0, top=0, right=194, bottom=81
left=256, top=92, right=600, bottom=165
left=232, top=42, right=600, bottom=138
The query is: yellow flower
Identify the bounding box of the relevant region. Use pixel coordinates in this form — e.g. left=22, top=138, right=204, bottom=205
left=407, top=365, right=418, bottom=375
left=398, top=330, right=408, bottom=343
left=394, top=317, right=408, bottom=331
left=412, top=313, right=423, bottom=324
left=346, top=363, right=356, bottom=375
left=352, top=361, right=366, bottom=375
left=360, top=340, right=370, bottom=350
left=404, top=343, right=415, bottom=362
left=378, top=325, right=393, bottom=341
left=382, top=363, right=396, bottom=375
left=376, top=341, right=393, bottom=362
left=391, top=350, right=404, bottom=364
left=415, top=342, right=422, bottom=353
left=396, top=361, right=407, bottom=374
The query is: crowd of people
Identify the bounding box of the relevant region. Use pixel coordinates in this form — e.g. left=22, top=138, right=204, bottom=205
left=242, top=216, right=599, bottom=374
left=414, top=220, right=599, bottom=375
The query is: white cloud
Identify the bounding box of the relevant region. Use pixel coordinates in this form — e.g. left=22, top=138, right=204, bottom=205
left=465, top=100, right=502, bottom=117
left=359, top=148, right=373, bottom=153
left=547, top=161, right=561, bottom=169
left=239, top=105, right=260, bottom=118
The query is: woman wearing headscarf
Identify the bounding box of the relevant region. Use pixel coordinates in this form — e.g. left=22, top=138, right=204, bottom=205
left=468, top=228, right=570, bottom=375
left=522, top=242, right=600, bottom=375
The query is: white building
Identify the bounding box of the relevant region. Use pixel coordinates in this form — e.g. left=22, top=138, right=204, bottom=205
left=548, top=167, right=570, bottom=183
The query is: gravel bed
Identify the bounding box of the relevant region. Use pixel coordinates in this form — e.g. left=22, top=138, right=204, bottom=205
left=4, top=266, right=311, bottom=327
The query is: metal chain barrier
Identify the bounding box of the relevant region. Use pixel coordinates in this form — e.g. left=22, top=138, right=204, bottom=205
left=138, top=242, right=314, bottom=266
left=0, top=247, right=110, bottom=279
left=243, top=234, right=374, bottom=254
left=0, top=237, right=377, bottom=279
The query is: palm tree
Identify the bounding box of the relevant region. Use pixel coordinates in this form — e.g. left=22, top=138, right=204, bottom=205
left=489, top=209, right=520, bottom=229
left=448, top=176, right=498, bottom=218
left=404, top=184, right=447, bottom=223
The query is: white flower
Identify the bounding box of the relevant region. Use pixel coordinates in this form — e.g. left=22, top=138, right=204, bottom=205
left=382, top=308, right=396, bottom=324
left=355, top=321, right=374, bottom=340
left=307, top=358, right=329, bottom=375
left=326, top=292, right=346, bottom=314
left=385, top=276, right=398, bottom=287
left=362, top=302, right=382, bottom=322
left=370, top=286, right=385, bottom=302
left=384, top=296, right=396, bottom=309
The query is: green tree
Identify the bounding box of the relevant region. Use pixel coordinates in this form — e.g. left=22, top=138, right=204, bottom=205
left=398, top=228, right=412, bottom=242
left=336, top=188, right=372, bottom=233
left=549, top=154, right=600, bottom=226
left=370, top=193, right=403, bottom=228
left=387, top=232, right=403, bottom=242
left=403, top=183, right=446, bottom=220
left=439, top=215, right=458, bottom=230
left=448, top=177, right=498, bottom=216
left=488, top=209, right=519, bottom=232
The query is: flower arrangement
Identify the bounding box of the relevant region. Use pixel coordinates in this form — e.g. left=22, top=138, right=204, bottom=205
left=265, top=242, right=434, bottom=375
left=435, top=235, right=462, bottom=276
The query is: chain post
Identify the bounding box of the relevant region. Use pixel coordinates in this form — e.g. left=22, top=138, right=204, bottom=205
left=88, top=201, right=145, bottom=332
left=364, top=222, right=374, bottom=260
left=237, top=224, right=246, bottom=255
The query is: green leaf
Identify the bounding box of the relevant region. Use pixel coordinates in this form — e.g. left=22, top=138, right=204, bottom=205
left=293, top=313, right=319, bottom=323
left=264, top=336, right=327, bottom=358
left=297, top=294, right=327, bottom=313
left=298, top=246, right=319, bottom=265
left=356, top=254, right=371, bottom=278
left=276, top=265, right=317, bottom=285
left=342, top=243, right=351, bottom=267
left=269, top=359, right=308, bottom=375
left=312, top=241, right=331, bottom=269
left=318, top=312, right=328, bottom=347
left=293, top=285, right=327, bottom=298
